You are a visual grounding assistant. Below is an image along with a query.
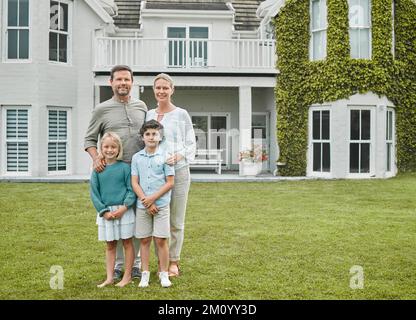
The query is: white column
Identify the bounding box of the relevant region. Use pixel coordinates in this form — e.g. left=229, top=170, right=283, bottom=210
left=239, top=86, right=252, bottom=175
left=131, top=84, right=140, bottom=100
left=94, top=86, right=101, bottom=107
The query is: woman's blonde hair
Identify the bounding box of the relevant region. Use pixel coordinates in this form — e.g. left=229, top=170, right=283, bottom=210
left=99, top=132, right=123, bottom=160
left=153, top=73, right=174, bottom=89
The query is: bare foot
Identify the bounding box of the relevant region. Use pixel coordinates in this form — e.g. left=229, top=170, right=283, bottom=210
left=115, top=277, right=132, bottom=287
left=97, top=279, right=114, bottom=288
left=168, top=263, right=180, bottom=277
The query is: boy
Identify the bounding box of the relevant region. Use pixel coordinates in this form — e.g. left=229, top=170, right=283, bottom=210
left=131, top=120, right=175, bottom=288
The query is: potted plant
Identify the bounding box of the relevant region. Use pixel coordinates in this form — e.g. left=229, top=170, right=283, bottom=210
left=239, top=144, right=268, bottom=176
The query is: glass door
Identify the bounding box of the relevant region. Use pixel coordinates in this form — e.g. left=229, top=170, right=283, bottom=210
left=191, top=113, right=229, bottom=167
left=168, top=27, right=186, bottom=67
left=252, top=113, right=269, bottom=171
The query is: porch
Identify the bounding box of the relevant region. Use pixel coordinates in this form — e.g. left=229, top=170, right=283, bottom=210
left=93, top=37, right=277, bottom=73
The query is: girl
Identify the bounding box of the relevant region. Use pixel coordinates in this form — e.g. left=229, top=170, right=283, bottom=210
left=90, top=132, right=136, bottom=288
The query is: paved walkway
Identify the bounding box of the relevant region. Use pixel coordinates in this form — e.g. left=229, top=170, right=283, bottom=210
left=0, top=171, right=312, bottom=183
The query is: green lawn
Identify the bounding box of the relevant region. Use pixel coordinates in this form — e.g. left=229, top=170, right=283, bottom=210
left=1, top=173, right=416, bottom=300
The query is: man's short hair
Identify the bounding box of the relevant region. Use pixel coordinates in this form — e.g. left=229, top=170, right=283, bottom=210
left=139, top=119, right=164, bottom=137
left=110, top=65, right=133, bottom=81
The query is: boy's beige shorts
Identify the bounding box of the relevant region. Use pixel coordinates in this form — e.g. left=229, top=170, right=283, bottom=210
left=135, top=206, right=170, bottom=239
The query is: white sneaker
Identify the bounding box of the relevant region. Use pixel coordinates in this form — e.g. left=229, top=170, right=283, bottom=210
left=138, top=271, right=150, bottom=288
left=159, top=271, right=172, bottom=288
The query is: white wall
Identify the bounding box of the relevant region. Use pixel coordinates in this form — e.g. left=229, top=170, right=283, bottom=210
left=0, top=0, right=110, bottom=177
left=307, top=92, right=396, bottom=179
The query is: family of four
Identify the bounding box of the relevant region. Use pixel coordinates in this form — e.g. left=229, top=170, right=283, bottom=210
left=84, top=66, right=196, bottom=288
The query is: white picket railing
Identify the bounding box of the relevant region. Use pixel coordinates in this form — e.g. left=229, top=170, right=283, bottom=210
left=94, top=37, right=276, bottom=72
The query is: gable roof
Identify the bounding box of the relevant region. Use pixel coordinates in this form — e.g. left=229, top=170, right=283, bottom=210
left=113, top=0, right=265, bottom=31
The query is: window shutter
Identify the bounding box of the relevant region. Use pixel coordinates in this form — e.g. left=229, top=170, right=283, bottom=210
left=48, top=110, right=67, bottom=171
left=6, top=109, right=29, bottom=172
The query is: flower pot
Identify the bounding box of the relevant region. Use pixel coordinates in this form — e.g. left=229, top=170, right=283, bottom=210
left=241, top=161, right=262, bottom=176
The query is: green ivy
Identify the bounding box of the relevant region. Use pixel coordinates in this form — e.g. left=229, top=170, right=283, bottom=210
left=275, top=0, right=416, bottom=176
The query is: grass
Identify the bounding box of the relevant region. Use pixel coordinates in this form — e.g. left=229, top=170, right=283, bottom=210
left=0, top=173, right=416, bottom=300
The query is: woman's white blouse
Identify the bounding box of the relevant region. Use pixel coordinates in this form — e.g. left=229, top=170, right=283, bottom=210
left=146, top=107, right=196, bottom=170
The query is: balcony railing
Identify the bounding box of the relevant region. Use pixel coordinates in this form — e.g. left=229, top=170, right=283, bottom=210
left=94, top=37, right=277, bottom=73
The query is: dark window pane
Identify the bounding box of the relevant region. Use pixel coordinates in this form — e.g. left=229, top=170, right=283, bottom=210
left=322, top=110, right=330, bottom=140
left=49, top=32, right=58, bottom=61
left=167, top=27, right=186, bottom=38
left=312, top=111, right=320, bottom=140
left=59, top=33, right=67, bottom=62
left=350, top=110, right=360, bottom=140
left=8, top=0, right=18, bottom=26
left=190, top=27, right=208, bottom=39
left=313, top=143, right=321, bottom=171
left=61, top=3, right=68, bottom=31
left=8, top=29, right=18, bottom=58
left=360, top=143, right=370, bottom=173
left=322, top=143, right=330, bottom=172
left=361, top=110, right=371, bottom=140
left=19, top=29, right=29, bottom=59
left=19, top=0, right=29, bottom=26
left=211, top=116, right=226, bottom=131
left=350, top=143, right=359, bottom=173
left=50, top=1, right=59, bottom=30
left=387, top=111, right=393, bottom=140
left=386, top=143, right=391, bottom=172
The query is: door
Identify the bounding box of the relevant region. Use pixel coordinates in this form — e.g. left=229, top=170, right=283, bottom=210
left=252, top=113, right=270, bottom=171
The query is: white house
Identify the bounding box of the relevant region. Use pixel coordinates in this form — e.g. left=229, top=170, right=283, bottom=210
left=0, top=0, right=278, bottom=179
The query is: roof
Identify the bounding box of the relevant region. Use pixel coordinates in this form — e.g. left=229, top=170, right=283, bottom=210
left=146, top=0, right=229, bottom=11
left=113, top=0, right=265, bottom=31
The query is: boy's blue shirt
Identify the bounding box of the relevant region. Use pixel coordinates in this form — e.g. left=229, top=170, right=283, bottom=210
left=131, top=147, right=175, bottom=209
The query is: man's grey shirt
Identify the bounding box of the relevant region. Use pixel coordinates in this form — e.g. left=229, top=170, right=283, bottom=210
left=84, top=97, right=148, bottom=161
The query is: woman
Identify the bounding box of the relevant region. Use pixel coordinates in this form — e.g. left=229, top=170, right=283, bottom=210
left=146, top=73, right=196, bottom=277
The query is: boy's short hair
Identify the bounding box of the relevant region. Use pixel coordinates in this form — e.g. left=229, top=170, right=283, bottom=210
left=139, top=119, right=164, bottom=138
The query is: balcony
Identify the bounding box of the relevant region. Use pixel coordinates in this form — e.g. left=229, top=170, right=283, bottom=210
left=94, top=37, right=277, bottom=74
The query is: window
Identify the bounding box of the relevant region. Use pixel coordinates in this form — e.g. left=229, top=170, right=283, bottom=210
left=310, top=0, right=327, bottom=61
left=348, top=0, right=371, bottom=59
left=167, top=26, right=208, bottom=68
left=49, top=0, right=70, bottom=63
left=4, top=108, right=29, bottom=173
left=311, top=110, right=330, bottom=172
left=191, top=113, right=229, bottom=166
left=349, top=109, right=371, bottom=173
left=48, top=109, right=68, bottom=173
left=6, top=0, right=29, bottom=60
left=386, top=109, right=394, bottom=172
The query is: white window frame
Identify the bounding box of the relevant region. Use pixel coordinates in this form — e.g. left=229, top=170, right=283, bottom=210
left=347, top=106, right=375, bottom=178
left=348, top=0, right=372, bottom=59
left=49, top=0, right=72, bottom=65
left=309, top=0, right=327, bottom=61
left=308, top=106, right=331, bottom=177
left=385, top=108, right=395, bottom=176
left=189, top=112, right=230, bottom=168
left=1, top=106, right=31, bottom=176
left=165, top=24, right=211, bottom=68
left=2, top=0, right=31, bottom=62
left=47, top=107, right=71, bottom=175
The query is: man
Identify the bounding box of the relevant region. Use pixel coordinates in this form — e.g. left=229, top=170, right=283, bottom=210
left=84, top=65, right=147, bottom=280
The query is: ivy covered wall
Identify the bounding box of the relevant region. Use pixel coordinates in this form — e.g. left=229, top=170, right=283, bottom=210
left=275, top=0, right=416, bottom=176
